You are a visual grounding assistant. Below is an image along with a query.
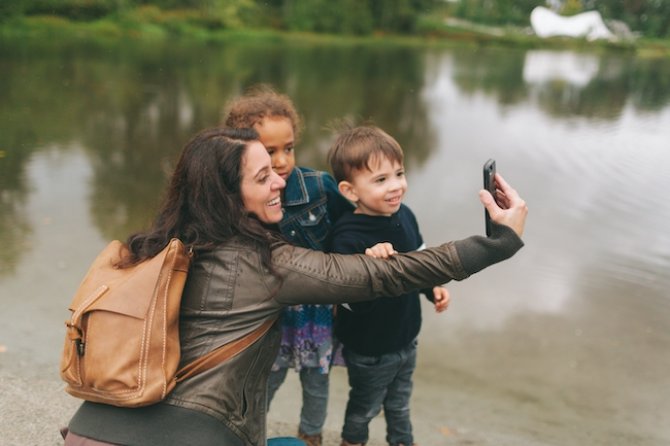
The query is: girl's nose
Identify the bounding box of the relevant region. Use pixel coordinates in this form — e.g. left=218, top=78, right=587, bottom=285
left=273, top=153, right=287, bottom=168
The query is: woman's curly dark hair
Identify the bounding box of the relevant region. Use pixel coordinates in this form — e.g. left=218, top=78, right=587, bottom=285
left=121, top=127, right=280, bottom=274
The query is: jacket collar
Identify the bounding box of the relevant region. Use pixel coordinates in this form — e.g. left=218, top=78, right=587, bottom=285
left=282, top=168, right=310, bottom=207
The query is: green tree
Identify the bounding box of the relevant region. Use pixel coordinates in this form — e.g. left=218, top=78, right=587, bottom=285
left=370, top=0, right=432, bottom=33
left=561, top=0, right=583, bottom=15
left=278, top=0, right=437, bottom=35
left=22, top=0, right=126, bottom=20
left=454, top=0, right=544, bottom=27
left=586, top=0, right=670, bottom=37
left=0, top=1, right=26, bottom=20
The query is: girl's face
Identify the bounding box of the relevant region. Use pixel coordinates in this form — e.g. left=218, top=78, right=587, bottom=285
left=253, top=116, right=296, bottom=181
left=240, top=141, right=286, bottom=224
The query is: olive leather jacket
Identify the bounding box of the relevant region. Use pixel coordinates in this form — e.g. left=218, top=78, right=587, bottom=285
left=68, top=224, right=523, bottom=446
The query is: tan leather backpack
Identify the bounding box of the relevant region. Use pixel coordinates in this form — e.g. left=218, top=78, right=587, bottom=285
left=60, top=238, right=274, bottom=408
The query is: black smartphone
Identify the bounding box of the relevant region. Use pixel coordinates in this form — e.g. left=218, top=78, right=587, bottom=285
left=483, top=159, right=496, bottom=236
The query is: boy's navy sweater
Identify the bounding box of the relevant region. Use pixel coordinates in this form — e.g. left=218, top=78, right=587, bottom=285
left=329, top=204, right=433, bottom=356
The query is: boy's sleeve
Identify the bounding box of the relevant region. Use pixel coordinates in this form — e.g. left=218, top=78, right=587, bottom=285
left=330, top=233, right=378, bottom=314
left=420, top=288, right=435, bottom=303
left=330, top=233, right=366, bottom=256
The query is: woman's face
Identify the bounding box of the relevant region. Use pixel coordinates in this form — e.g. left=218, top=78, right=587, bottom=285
left=253, top=116, right=296, bottom=181
left=240, top=141, right=286, bottom=224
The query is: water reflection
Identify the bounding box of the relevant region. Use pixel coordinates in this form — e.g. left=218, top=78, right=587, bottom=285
left=1, top=41, right=669, bottom=445
left=0, top=41, right=435, bottom=253
left=524, top=50, right=601, bottom=87
left=446, top=46, right=670, bottom=118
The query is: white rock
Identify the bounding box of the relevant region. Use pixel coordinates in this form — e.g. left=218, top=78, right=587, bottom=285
left=530, top=6, right=615, bottom=41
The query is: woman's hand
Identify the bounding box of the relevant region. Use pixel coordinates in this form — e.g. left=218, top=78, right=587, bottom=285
left=479, top=173, right=528, bottom=237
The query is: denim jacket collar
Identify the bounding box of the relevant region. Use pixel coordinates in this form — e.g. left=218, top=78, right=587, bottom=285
left=282, top=167, right=310, bottom=207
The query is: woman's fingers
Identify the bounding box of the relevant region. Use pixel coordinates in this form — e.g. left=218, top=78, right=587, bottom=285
left=480, top=173, right=528, bottom=237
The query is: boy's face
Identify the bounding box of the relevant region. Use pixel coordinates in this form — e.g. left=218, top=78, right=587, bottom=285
left=254, top=116, right=296, bottom=181
left=341, top=155, right=407, bottom=217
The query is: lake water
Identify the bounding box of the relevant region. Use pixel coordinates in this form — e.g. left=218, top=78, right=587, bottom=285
left=1, top=39, right=669, bottom=445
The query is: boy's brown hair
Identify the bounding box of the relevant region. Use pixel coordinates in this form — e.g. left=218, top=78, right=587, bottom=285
left=223, top=84, right=302, bottom=140
left=327, top=124, right=404, bottom=183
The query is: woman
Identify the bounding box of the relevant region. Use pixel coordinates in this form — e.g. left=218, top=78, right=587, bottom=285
left=63, top=127, right=527, bottom=446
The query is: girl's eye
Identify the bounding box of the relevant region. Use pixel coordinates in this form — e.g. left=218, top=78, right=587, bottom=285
left=376, top=177, right=386, bottom=183
left=285, top=146, right=294, bottom=154
left=397, top=171, right=405, bottom=177
left=266, top=149, right=275, bottom=156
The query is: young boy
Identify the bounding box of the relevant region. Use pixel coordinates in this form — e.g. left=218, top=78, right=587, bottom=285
left=327, top=125, right=450, bottom=446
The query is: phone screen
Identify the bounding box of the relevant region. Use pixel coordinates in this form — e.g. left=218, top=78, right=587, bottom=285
left=483, top=159, right=496, bottom=236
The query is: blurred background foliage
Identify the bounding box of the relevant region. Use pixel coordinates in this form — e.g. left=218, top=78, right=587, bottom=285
left=0, top=0, right=667, bottom=38
left=452, top=0, right=669, bottom=38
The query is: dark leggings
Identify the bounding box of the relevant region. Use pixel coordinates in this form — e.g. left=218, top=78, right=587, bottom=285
left=61, top=428, right=118, bottom=446
left=61, top=428, right=306, bottom=446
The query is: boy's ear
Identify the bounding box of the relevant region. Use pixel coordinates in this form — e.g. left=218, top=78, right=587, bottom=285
left=338, top=181, right=358, bottom=203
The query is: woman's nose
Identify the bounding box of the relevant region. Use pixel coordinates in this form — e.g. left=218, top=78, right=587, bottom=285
left=272, top=171, right=286, bottom=189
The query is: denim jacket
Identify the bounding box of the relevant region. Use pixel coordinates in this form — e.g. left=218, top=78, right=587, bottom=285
left=277, top=166, right=352, bottom=250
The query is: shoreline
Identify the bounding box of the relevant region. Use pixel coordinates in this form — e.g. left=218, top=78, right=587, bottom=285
left=1, top=13, right=668, bottom=58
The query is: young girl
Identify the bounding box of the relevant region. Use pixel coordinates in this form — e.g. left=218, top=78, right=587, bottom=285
left=224, top=86, right=352, bottom=446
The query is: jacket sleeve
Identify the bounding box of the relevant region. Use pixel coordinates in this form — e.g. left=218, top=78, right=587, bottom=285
left=271, top=222, right=523, bottom=305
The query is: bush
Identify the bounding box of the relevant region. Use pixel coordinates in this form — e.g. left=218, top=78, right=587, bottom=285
left=0, top=1, right=26, bottom=21
left=23, top=0, right=123, bottom=21
left=282, top=0, right=433, bottom=35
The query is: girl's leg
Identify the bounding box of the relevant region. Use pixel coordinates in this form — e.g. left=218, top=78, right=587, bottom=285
left=298, top=367, right=329, bottom=435
left=267, top=366, right=289, bottom=408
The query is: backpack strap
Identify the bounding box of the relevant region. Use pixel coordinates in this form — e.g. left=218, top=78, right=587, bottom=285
left=174, top=317, right=277, bottom=383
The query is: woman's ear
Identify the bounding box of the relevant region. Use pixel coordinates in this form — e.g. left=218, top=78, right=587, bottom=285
left=338, top=181, right=358, bottom=203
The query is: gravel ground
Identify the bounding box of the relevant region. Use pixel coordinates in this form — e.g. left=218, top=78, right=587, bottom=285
left=0, top=365, right=384, bottom=446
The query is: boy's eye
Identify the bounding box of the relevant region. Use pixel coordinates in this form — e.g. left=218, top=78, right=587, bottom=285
left=285, top=146, right=294, bottom=154
left=376, top=176, right=386, bottom=183
left=266, top=149, right=275, bottom=156
left=397, top=171, right=405, bottom=177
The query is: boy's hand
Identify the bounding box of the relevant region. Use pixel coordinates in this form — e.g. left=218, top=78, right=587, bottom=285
left=432, top=286, right=450, bottom=313
left=365, top=242, right=398, bottom=259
